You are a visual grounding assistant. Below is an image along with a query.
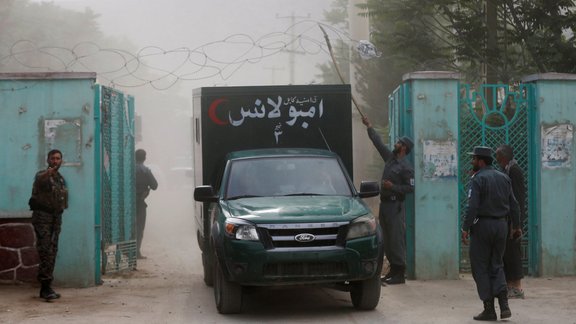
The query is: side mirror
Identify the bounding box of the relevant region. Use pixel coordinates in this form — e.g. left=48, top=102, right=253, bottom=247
left=358, top=181, right=380, bottom=198
left=194, top=185, right=218, bottom=202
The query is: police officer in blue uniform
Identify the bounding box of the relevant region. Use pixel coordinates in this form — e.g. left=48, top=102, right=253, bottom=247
left=362, top=116, right=414, bottom=285
left=461, top=146, right=522, bottom=321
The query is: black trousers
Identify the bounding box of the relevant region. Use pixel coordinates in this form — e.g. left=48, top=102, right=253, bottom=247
left=469, top=217, right=507, bottom=301
left=503, top=229, right=524, bottom=281
left=136, top=200, right=147, bottom=255
left=32, top=210, right=63, bottom=283
left=379, top=200, right=406, bottom=268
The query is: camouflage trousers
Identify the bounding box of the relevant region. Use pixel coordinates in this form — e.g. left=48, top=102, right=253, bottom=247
left=32, top=210, right=63, bottom=283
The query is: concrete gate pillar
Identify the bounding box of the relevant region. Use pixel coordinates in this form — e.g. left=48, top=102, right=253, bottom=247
left=523, top=73, right=576, bottom=276
left=402, top=71, right=460, bottom=279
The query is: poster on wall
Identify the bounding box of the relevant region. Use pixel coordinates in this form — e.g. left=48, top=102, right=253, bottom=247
left=422, top=140, right=457, bottom=179
left=542, top=124, right=573, bottom=169
left=44, top=119, right=82, bottom=166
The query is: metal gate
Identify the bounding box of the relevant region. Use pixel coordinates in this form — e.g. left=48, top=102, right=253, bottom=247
left=458, top=83, right=536, bottom=274
left=97, top=85, right=136, bottom=274
left=388, top=83, right=416, bottom=278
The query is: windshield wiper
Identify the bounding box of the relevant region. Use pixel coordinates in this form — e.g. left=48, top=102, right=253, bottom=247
left=283, top=193, right=323, bottom=196
left=227, top=195, right=262, bottom=200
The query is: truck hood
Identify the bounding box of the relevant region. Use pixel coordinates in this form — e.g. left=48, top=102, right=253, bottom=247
left=222, top=196, right=370, bottom=223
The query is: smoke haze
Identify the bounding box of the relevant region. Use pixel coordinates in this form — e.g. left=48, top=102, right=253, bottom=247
left=18, top=0, right=343, bottom=261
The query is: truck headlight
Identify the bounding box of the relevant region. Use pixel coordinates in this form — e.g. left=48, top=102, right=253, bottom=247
left=346, top=215, right=377, bottom=240
left=225, top=221, right=259, bottom=241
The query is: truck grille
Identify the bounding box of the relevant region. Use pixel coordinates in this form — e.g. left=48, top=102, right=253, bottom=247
left=258, top=222, right=349, bottom=250
left=263, top=261, right=348, bottom=278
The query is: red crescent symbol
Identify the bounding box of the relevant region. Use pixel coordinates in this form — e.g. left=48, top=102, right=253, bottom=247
left=208, top=98, right=229, bottom=125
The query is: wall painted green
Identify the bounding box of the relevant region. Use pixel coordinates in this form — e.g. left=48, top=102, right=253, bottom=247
left=403, top=72, right=460, bottom=279
left=524, top=73, right=576, bottom=276
left=0, top=73, right=97, bottom=287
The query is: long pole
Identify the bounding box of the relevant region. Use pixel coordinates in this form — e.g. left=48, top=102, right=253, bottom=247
left=319, top=24, right=366, bottom=119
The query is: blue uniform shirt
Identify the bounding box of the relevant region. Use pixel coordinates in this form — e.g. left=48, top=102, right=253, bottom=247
left=462, top=165, right=520, bottom=232
left=367, top=127, right=414, bottom=200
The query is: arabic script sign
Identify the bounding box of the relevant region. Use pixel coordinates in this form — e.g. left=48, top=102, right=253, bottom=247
left=208, top=95, right=324, bottom=144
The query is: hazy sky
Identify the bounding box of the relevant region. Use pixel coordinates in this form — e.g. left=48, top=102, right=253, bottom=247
left=32, top=0, right=338, bottom=86
left=24, top=0, right=346, bottom=176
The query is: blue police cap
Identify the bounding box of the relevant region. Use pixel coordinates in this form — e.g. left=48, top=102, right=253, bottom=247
left=398, top=136, right=414, bottom=152
left=468, top=146, right=493, bottom=158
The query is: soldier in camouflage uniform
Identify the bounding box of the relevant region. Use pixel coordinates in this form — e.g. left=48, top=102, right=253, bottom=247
left=362, top=116, right=414, bottom=285
left=29, top=149, right=68, bottom=301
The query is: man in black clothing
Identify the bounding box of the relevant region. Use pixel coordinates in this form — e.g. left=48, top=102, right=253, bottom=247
left=362, top=116, right=414, bottom=285
left=496, top=144, right=526, bottom=299
left=135, top=149, right=158, bottom=259
left=461, top=146, right=522, bottom=321
left=29, top=149, right=68, bottom=301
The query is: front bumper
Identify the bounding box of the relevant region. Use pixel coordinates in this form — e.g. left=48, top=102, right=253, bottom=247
left=218, top=235, right=381, bottom=286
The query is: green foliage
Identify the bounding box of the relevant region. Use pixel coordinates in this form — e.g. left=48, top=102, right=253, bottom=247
left=442, top=0, right=576, bottom=82
left=0, top=0, right=132, bottom=71
left=1, top=0, right=102, bottom=48
left=315, top=0, right=351, bottom=85
left=317, top=0, right=576, bottom=126
left=323, top=0, right=350, bottom=28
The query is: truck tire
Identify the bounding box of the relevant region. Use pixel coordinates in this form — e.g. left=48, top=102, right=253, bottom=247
left=214, top=257, right=243, bottom=314
left=202, top=251, right=214, bottom=286
left=350, top=272, right=381, bottom=310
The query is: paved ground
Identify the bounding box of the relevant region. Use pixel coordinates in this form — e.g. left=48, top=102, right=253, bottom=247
left=1, top=189, right=575, bottom=323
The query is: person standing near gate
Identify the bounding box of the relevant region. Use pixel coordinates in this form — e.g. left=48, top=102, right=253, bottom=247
left=28, top=149, right=68, bottom=301
left=461, top=146, right=522, bottom=321
left=135, top=149, right=158, bottom=259
left=361, top=116, right=414, bottom=285
left=496, top=144, right=526, bottom=299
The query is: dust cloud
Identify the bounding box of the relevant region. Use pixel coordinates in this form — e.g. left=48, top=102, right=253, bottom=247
left=82, top=0, right=341, bottom=262
left=17, top=0, right=380, bottom=260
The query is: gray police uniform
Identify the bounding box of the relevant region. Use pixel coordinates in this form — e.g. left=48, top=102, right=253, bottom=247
left=135, top=162, right=158, bottom=256
left=367, top=127, right=414, bottom=269
left=462, top=166, right=520, bottom=301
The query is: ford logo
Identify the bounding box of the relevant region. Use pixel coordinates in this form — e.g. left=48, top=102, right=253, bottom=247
left=295, top=233, right=316, bottom=242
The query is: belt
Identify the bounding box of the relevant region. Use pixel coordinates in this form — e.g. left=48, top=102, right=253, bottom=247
left=382, top=195, right=398, bottom=202
left=34, top=205, right=62, bottom=214
left=477, top=215, right=507, bottom=219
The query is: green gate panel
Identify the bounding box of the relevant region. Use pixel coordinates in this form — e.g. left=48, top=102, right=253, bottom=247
left=458, top=83, right=533, bottom=274
left=99, top=86, right=136, bottom=274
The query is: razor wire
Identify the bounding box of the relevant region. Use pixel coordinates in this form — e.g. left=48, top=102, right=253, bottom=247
left=0, top=21, right=360, bottom=91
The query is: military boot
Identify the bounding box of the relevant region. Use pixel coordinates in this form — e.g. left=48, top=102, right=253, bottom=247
left=473, top=299, right=497, bottom=321
left=497, top=290, right=512, bottom=319
left=39, top=280, right=60, bottom=301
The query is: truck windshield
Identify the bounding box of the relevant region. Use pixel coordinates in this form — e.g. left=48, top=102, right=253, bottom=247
left=225, top=156, right=352, bottom=199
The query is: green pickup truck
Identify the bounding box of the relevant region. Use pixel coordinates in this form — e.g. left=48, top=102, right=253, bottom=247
left=192, top=85, right=382, bottom=313
left=194, top=148, right=382, bottom=313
